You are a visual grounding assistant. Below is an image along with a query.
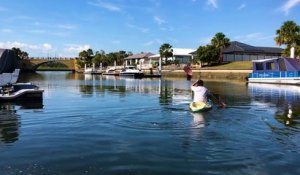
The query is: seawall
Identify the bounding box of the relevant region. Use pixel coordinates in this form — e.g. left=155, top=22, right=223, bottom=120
left=161, top=70, right=252, bottom=81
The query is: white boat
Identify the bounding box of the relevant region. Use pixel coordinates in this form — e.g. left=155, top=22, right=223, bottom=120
left=248, top=58, right=300, bottom=85
left=119, top=66, right=144, bottom=78
left=84, top=67, right=102, bottom=74
left=102, top=68, right=119, bottom=76
left=0, top=69, right=43, bottom=101
left=0, top=49, right=43, bottom=101
left=0, top=83, right=44, bottom=101
left=84, top=64, right=101, bottom=74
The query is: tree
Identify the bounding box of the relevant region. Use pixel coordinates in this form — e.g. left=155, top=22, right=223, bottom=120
left=159, top=43, right=173, bottom=71
left=211, top=32, right=230, bottom=63
left=275, top=20, right=300, bottom=57
left=11, top=47, right=29, bottom=59
left=195, top=45, right=219, bottom=65
left=79, top=49, right=94, bottom=66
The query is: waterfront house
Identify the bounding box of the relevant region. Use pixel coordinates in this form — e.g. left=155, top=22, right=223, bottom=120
left=149, top=48, right=196, bottom=65
left=222, top=41, right=283, bottom=62
left=124, top=52, right=154, bottom=68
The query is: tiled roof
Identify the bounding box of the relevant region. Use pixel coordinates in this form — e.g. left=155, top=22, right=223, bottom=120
left=124, top=52, right=154, bottom=60
left=223, top=41, right=283, bottom=54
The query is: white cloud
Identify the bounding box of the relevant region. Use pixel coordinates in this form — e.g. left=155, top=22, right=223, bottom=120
left=159, top=26, right=174, bottom=32
left=27, top=29, right=46, bottom=34
left=234, top=32, right=275, bottom=42
left=57, top=24, right=77, bottom=30
left=112, top=40, right=121, bottom=44
left=199, top=36, right=213, bottom=45
left=207, top=0, right=218, bottom=8
left=0, top=41, right=54, bottom=53
left=238, top=3, right=246, bottom=10
left=143, top=39, right=162, bottom=46
left=42, top=43, right=53, bottom=51
left=154, top=16, right=166, bottom=25
left=88, top=0, right=121, bottom=12
left=1, top=29, right=13, bottom=33
left=65, top=44, right=91, bottom=53
left=280, top=0, right=300, bottom=15
left=127, top=23, right=149, bottom=33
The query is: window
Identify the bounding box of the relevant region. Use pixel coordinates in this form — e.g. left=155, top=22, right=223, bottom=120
left=279, top=59, right=286, bottom=71
left=266, top=62, right=275, bottom=70
left=255, top=63, right=264, bottom=70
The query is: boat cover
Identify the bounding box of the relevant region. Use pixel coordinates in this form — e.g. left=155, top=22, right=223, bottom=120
left=253, top=58, right=300, bottom=72
left=0, top=49, right=19, bottom=74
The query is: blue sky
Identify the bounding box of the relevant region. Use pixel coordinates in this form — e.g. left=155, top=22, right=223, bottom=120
left=0, top=0, right=299, bottom=57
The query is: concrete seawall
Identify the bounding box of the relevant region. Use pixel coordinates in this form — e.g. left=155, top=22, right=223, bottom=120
left=161, top=70, right=252, bottom=81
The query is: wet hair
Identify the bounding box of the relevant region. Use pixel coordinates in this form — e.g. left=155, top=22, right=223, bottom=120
left=196, top=80, right=204, bottom=86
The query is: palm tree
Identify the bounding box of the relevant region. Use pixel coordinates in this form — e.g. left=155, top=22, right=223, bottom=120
left=211, top=32, right=230, bottom=63
left=275, top=21, right=300, bottom=47
left=159, top=43, right=173, bottom=72
left=275, top=20, right=300, bottom=57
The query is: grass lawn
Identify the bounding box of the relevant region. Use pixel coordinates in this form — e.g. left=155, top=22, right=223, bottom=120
left=200, top=61, right=252, bottom=70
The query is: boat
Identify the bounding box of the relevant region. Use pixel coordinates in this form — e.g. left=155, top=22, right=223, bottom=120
left=119, top=66, right=144, bottom=78
left=84, top=64, right=101, bottom=74
left=0, top=82, right=44, bottom=101
left=102, top=68, right=119, bottom=76
left=0, top=49, right=43, bottom=101
left=189, top=101, right=212, bottom=112
left=248, top=58, right=300, bottom=85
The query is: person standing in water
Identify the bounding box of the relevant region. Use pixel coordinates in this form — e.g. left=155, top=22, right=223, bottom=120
left=191, top=79, right=226, bottom=108
left=183, top=63, right=192, bottom=80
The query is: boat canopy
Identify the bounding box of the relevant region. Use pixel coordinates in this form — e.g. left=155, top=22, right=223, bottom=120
left=0, top=49, right=19, bottom=74
left=252, top=58, right=300, bottom=72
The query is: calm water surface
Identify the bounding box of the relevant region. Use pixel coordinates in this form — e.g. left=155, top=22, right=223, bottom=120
left=1, top=71, right=300, bottom=175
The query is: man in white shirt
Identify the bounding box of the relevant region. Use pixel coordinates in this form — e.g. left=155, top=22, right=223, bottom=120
left=191, top=79, right=226, bottom=107
left=191, top=80, right=209, bottom=103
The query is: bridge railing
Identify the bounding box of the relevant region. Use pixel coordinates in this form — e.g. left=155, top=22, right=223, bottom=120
left=28, top=57, right=77, bottom=60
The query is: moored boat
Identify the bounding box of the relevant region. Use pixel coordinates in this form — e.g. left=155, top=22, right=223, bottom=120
left=248, top=58, right=300, bottom=85
left=0, top=83, right=44, bottom=101
left=0, top=49, right=44, bottom=101
left=102, top=68, right=119, bottom=76
left=119, top=66, right=144, bottom=78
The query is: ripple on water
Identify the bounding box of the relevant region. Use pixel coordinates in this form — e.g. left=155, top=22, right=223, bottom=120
left=108, top=104, right=201, bottom=131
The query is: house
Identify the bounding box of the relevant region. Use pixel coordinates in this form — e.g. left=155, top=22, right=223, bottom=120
left=149, top=48, right=196, bottom=65
left=222, top=41, right=283, bottom=62
left=124, top=52, right=154, bottom=67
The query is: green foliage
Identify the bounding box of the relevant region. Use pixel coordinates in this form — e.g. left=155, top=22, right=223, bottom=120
left=282, top=46, right=300, bottom=57
left=11, top=47, right=29, bottom=59
left=79, top=49, right=93, bottom=65
left=275, top=21, right=300, bottom=47
left=275, top=20, right=300, bottom=57
left=77, top=48, right=131, bottom=68
left=195, top=45, right=219, bottom=64
left=211, top=32, right=230, bottom=49
left=211, top=32, right=230, bottom=62
left=76, top=59, right=85, bottom=68
left=38, top=62, right=68, bottom=69
left=159, top=43, right=173, bottom=60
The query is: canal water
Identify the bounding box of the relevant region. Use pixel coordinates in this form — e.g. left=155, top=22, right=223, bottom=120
left=1, top=71, right=300, bottom=175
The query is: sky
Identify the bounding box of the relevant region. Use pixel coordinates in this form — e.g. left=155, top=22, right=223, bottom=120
left=0, top=0, right=299, bottom=57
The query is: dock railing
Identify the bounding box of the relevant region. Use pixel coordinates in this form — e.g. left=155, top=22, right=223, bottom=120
left=249, top=71, right=300, bottom=78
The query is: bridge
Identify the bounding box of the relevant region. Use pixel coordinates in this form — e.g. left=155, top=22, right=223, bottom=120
left=19, top=58, right=78, bottom=72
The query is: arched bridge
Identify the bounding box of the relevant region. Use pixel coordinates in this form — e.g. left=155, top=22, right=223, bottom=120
left=20, top=59, right=77, bottom=72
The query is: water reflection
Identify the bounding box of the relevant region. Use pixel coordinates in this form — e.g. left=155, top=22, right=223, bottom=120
left=248, top=83, right=300, bottom=127
left=0, top=101, right=43, bottom=144
left=190, top=112, right=205, bottom=128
